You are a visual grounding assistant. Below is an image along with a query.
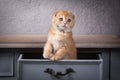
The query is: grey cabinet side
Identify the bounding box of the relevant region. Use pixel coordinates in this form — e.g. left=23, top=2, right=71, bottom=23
left=111, top=49, right=120, bottom=80
left=0, top=53, right=14, bottom=76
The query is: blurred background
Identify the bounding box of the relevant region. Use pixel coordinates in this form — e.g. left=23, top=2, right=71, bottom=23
left=0, top=0, right=120, bottom=35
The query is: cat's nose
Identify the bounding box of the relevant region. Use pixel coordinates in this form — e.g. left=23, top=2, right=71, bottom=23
left=64, top=22, right=67, bottom=26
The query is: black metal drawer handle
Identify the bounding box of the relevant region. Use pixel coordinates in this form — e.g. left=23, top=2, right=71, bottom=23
left=44, top=68, right=75, bottom=79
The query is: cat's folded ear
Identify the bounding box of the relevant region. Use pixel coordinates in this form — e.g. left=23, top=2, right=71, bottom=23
left=67, top=11, right=75, bottom=19
left=53, top=10, right=60, bottom=17
left=72, top=13, right=75, bottom=19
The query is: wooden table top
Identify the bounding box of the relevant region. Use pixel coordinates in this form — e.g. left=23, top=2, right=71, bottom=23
left=0, top=34, right=120, bottom=48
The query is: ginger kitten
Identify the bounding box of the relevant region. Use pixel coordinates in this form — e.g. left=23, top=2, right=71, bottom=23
left=43, top=10, right=77, bottom=61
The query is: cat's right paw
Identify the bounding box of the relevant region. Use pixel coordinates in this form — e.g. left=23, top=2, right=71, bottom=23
left=43, top=52, right=53, bottom=59
left=43, top=53, right=48, bottom=59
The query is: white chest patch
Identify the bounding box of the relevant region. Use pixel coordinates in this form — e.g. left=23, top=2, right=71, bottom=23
left=48, top=36, right=67, bottom=52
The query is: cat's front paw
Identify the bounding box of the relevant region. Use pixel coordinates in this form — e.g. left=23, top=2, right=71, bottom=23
left=43, top=52, right=53, bottom=59
left=43, top=53, right=48, bottom=59
left=50, top=55, right=62, bottom=61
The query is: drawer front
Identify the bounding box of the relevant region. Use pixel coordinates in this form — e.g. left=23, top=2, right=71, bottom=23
left=19, top=60, right=102, bottom=80
left=0, top=53, right=14, bottom=76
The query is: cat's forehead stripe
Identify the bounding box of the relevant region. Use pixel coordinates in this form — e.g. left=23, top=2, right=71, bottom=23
left=58, top=14, right=72, bottom=17
left=58, top=15, right=72, bottom=19
left=56, top=11, right=73, bottom=17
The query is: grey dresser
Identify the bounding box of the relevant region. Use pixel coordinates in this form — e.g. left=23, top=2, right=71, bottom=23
left=18, top=53, right=103, bottom=80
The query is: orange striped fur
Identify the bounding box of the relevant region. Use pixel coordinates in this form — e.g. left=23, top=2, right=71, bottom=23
left=43, top=10, right=77, bottom=60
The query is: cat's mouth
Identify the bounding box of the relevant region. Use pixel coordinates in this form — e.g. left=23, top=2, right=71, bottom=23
left=56, top=25, right=71, bottom=32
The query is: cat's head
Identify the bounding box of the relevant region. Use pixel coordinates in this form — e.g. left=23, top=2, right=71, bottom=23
left=52, top=10, right=75, bottom=32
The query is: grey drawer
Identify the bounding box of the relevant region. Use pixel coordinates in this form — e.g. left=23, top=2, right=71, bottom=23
left=0, top=53, right=14, bottom=76
left=18, top=53, right=103, bottom=80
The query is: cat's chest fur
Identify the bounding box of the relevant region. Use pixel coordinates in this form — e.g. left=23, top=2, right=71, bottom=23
left=49, top=34, right=67, bottom=52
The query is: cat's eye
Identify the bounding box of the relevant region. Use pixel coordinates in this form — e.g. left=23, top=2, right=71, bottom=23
left=67, top=19, right=71, bottom=22
left=59, top=18, right=63, bottom=21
